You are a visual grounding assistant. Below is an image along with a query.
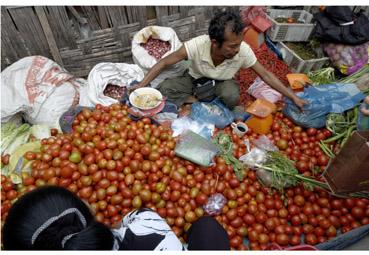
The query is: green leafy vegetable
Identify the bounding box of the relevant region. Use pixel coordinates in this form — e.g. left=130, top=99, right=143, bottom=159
left=1, top=123, right=31, bottom=156
left=307, top=67, right=336, bottom=85
left=321, top=107, right=359, bottom=157
left=254, top=151, right=329, bottom=195
left=213, top=132, right=246, bottom=181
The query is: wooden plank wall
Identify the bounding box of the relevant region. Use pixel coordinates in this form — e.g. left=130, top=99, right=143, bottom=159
left=44, top=6, right=76, bottom=49
left=1, top=6, right=52, bottom=68
left=1, top=6, right=240, bottom=76
left=1, top=7, right=29, bottom=67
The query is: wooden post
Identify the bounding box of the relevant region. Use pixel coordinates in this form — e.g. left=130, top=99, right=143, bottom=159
left=34, top=6, right=63, bottom=65
left=67, top=6, right=83, bottom=23
left=155, top=6, right=169, bottom=26
left=98, top=6, right=109, bottom=29
left=195, top=8, right=205, bottom=30
left=179, top=6, right=190, bottom=19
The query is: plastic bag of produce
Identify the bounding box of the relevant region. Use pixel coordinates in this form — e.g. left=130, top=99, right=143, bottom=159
left=283, top=83, right=365, bottom=128
left=323, top=42, right=369, bottom=75
left=174, top=130, right=219, bottom=166
left=253, top=135, right=278, bottom=152
left=240, top=6, right=267, bottom=26
left=239, top=147, right=267, bottom=168
left=247, top=77, right=282, bottom=103
left=1, top=56, right=85, bottom=130
left=171, top=116, right=214, bottom=140
left=86, top=63, right=144, bottom=106
left=131, top=26, right=187, bottom=88
left=239, top=144, right=276, bottom=186
left=203, top=193, right=227, bottom=216
left=191, top=98, right=234, bottom=129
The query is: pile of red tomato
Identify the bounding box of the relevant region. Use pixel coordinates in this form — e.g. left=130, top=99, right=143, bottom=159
left=266, top=112, right=335, bottom=176
left=1, top=175, right=19, bottom=222
left=1, top=103, right=369, bottom=250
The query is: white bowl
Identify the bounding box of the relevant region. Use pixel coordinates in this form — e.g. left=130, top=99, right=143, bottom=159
left=129, top=87, right=163, bottom=110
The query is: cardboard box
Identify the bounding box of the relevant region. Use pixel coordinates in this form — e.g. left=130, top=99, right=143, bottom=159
left=323, top=131, right=369, bottom=194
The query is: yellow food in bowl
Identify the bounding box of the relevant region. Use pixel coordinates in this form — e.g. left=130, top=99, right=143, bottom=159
left=133, top=93, right=160, bottom=108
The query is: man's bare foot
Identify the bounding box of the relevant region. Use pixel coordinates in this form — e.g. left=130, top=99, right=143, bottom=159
left=184, top=96, right=198, bottom=104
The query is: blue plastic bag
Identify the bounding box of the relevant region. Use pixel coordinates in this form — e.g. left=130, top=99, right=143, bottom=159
left=283, top=83, right=365, bottom=128
left=191, top=98, right=234, bottom=129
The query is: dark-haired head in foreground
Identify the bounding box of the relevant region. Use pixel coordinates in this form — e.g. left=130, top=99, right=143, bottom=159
left=2, top=186, right=114, bottom=250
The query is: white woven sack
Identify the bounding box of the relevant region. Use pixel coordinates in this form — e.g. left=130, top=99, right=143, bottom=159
left=1, top=56, right=82, bottom=129
left=86, top=62, right=144, bottom=106
left=131, top=26, right=187, bottom=88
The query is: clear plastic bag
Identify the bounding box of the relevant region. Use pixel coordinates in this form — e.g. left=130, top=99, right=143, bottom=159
left=283, top=83, right=365, bottom=128
left=239, top=147, right=267, bottom=168
left=239, top=137, right=274, bottom=168
left=174, top=130, right=219, bottom=166
left=256, top=169, right=273, bottom=187
left=239, top=137, right=278, bottom=188
left=252, top=135, right=278, bottom=152
left=203, top=193, right=227, bottom=216
left=171, top=116, right=214, bottom=140
left=240, top=146, right=297, bottom=189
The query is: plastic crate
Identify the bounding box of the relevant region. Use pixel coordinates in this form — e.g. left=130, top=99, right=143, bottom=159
left=277, top=42, right=329, bottom=73
left=267, top=9, right=314, bottom=42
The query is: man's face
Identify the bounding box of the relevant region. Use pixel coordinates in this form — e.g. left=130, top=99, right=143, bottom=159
left=213, top=27, right=243, bottom=59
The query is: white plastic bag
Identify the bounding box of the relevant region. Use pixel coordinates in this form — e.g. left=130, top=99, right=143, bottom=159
left=239, top=136, right=280, bottom=188
left=247, top=77, right=282, bottom=103
left=131, top=26, right=187, bottom=88
left=252, top=135, right=278, bottom=152
left=203, top=193, right=227, bottom=216
left=1, top=56, right=84, bottom=130
left=86, top=62, right=144, bottom=106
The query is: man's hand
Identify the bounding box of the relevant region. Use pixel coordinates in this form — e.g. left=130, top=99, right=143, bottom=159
left=293, top=96, right=308, bottom=110
left=251, top=62, right=308, bottom=110
left=134, top=45, right=188, bottom=91
left=128, top=83, right=144, bottom=94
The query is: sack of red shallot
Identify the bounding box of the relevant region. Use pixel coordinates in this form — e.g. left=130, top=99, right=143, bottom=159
left=86, top=62, right=144, bottom=107
left=132, top=26, right=187, bottom=88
